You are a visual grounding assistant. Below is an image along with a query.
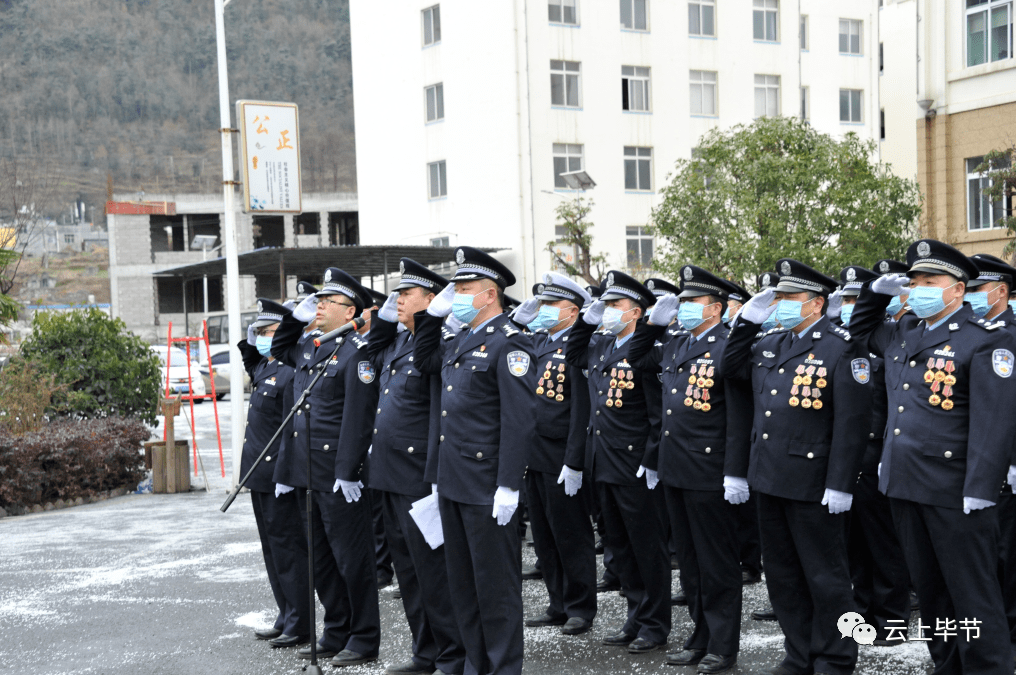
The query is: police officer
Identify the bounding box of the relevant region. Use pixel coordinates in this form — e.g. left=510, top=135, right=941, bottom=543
left=723, top=259, right=872, bottom=675
left=235, top=299, right=309, bottom=648
left=565, top=270, right=670, bottom=654
left=511, top=273, right=597, bottom=636
left=271, top=268, right=381, bottom=667
left=872, top=260, right=911, bottom=323
left=362, top=258, right=466, bottom=675
left=412, top=247, right=532, bottom=675
left=850, top=240, right=1016, bottom=675
left=724, top=283, right=751, bottom=328
left=626, top=266, right=741, bottom=674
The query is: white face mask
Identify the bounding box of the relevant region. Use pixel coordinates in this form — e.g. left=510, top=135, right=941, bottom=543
left=601, top=306, right=632, bottom=335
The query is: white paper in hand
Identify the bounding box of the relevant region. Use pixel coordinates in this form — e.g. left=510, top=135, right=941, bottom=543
left=409, top=493, right=444, bottom=549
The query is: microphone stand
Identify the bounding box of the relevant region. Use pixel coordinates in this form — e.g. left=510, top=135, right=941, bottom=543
left=221, top=334, right=349, bottom=675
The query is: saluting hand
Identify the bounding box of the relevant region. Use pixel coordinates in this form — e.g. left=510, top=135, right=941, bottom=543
left=293, top=294, right=318, bottom=322
left=427, top=283, right=457, bottom=318
left=872, top=273, right=909, bottom=296
left=826, top=290, right=844, bottom=319
left=511, top=297, right=540, bottom=326
left=739, top=288, right=777, bottom=324
left=648, top=293, right=679, bottom=326
left=378, top=291, right=400, bottom=323
left=582, top=299, right=605, bottom=326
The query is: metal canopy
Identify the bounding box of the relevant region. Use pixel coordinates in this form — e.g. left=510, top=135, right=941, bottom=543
left=154, top=245, right=500, bottom=281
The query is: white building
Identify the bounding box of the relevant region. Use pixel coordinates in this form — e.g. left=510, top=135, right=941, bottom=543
left=350, top=0, right=882, bottom=292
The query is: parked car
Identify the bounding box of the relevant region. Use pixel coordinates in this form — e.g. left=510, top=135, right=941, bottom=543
left=199, top=349, right=251, bottom=400
left=150, top=345, right=207, bottom=401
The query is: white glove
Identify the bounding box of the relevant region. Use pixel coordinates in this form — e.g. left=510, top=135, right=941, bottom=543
left=963, top=497, right=995, bottom=514
left=1009, top=466, right=1016, bottom=494
left=492, top=486, right=519, bottom=526
left=511, top=297, right=540, bottom=326
left=275, top=483, right=295, bottom=498
left=378, top=291, right=399, bottom=322
left=293, top=294, right=318, bottom=322
left=826, top=290, right=843, bottom=319
left=636, top=465, right=659, bottom=490
left=397, top=322, right=407, bottom=333
left=444, top=313, right=465, bottom=333
left=583, top=299, right=606, bottom=325
left=334, top=479, right=364, bottom=503
left=872, top=273, right=909, bottom=296
left=649, top=293, right=680, bottom=326
left=282, top=300, right=297, bottom=311
left=246, top=323, right=257, bottom=346
left=431, top=483, right=438, bottom=495
left=557, top=465, right=583, bottom=497
left=740, top=288, right=777, bottom=324
left=723, top=476, right=749, bottom=505
left=821, top=488, right=853, bottom=514
left=367, top=445, right=372, bottom=456
left=427, top=283, right=456, bottom=318
left=877, top=462, right=881, bottom=478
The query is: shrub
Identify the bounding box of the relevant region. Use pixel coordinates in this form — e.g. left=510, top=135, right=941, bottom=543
left=0, top=358, right=66, bottom=434
left=0, top=417, right=149, bottom=508
left=19, top=308, right=162, bottom=425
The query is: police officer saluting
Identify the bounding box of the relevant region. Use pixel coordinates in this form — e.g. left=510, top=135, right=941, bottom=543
left=625, top=265, right=742, bottom=674
left=412, top=247, right=533, bottom=675
left=850, top=240, right=1016, bottom=675
left=722, top=259, right=872, bottom=675
left=363, top=259, right=467, bottom=675
left=235, top=299, right=309, bottom=648
left=565, top=271, right=670, bottom=654
left=270, top=268, right=381, bottom=667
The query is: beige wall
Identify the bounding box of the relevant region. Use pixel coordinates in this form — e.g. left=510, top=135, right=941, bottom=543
left=916, top=101, right=1016, bottom=258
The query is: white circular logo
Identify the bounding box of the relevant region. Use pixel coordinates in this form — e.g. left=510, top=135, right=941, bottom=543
left=879, top=261, right=889, bottom=273
left=683, top=267, right=693, bottom=281
left=607, top=272, right=615, bottom=287
left=455, top=249, right=465, bottom=265
left=780, top=261, right=791, bottom=276
left=762, top=273, right=771, bottom=287
left=536, top=284, right=545, bottom=294
left=399, top=260, right=405, bottom=274
left=846, top=268, right=856, bottom=282
left=646, top=280, right=655, bottom=290
left=257, top=300, right=263, bottom=313
left=917, top=241, right=931, bottom=258
left=324, top=269, right=332, bottom=282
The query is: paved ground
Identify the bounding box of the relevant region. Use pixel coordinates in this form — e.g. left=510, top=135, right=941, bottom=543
left=0, top=397, right=936, bottom=674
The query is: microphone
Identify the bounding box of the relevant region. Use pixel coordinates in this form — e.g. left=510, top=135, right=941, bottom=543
left=313, top=317, right=365, bottom=347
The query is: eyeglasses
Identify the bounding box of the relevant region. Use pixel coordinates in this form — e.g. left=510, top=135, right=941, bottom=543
left=317, top=297, right=356, bottom=309
left=256, top=328, right=277, bottom=337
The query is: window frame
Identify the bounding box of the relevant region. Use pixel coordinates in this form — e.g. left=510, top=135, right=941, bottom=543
left=689, top=0, right=715, bottom=37
left=839, top=18, right=863, bottom=55
left=422, top=5, right=441, bottom=47
left=427, top=160, right=447, bottom=199
left=965, top=0, right=1013, bottom=67
left=550, top=60, right=582, bottom=108
left=621, top=65, right=652, bottom=112
left=625, top=225, right=654, bottom=269
left=424, top=83, right=444, bottom=122
left=967, top=156, right=1010, bottom=231
left=549, top=0, right=579, bottom=25
left=753, top=74, right=781, bottom=118
left=689, top=70, right=718, bottom=116
left=839, top=88, right=863, bottom=123
left=623, top=146, right=653, bottom=192
left=753, top=0, right=779, bottom=42
left=800, top=15, right=808, bottom=50
left=620, top=0, right=649, bottom=31
left=552, top=143, right=585, bottom=189
left=800, top=85, right=809, bottom=120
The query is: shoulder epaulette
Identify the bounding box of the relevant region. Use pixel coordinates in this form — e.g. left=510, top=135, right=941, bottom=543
left=441, top=326, right=456, bottom=341
left=764, top=327, right=788, bottom=336
left=349, top=333, right=368, bottom=349
left=829, top=324, right=852, bottom=341
left=502, top=323, right=519, bottom=337
left=975, top=317, right=1005, bottom=331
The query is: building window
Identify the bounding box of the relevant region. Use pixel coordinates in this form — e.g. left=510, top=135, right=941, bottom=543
left=422, top=5, right=441, bottom=46
left=968, top=156, right=1011, bottom=230
left=620, top=0, right=648, bottom=31
left=754, top=74, right=780, bottom=117
left=549, top=0, right=578, bottom=24
left=879, top=42, right=884, bottom=73
left=839, top=19, right=863, bottom=54
left=431, top=236, right=450, bottom=247
left=967, top=0, right=1013, bottom=67
left=551, top=225, right=578, bottom=271
left=551, top=61, right=582, bottom=108
left=626, top=226, right=654, bottom=268
left=689, top=70, right=717, bottom=116
left=295, top=213, right=320, bottom=236
left=880, top=109, right=886, bottom=139
left=428, top=160, right=447, bottom=198
left=553, top=144, right=584, bottom=188
left=623, top=147, right=653, bottom=191
left=622, top=66, right=651, bottom=111
left=64, top=234, right=75, bottom=244
left=753, top=0, right=778, bottom=41
left=800, top=86, right=809, bottom=120
left=689, top=0, right=715, bottom=36
left=839, top=89, right=863, bottom=123
left=800, top=15, right=808, bottom=49
left=425, top=83, right=444, bottom=122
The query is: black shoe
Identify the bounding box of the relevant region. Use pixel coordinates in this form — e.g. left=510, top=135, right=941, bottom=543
left=628, top=637, right=665, bottom=654
left=521, top=565, right=543, bottom=580
left=666, top=649, right=706, bottom=665
left=671, top=555, right=680, bottom=570
left=255, top=627, right=283, bottom=640
left=597, top=578, right=621, bottom=592
left=392, top=587, right=402, bottom=599
left=602, top=630, right=636, bottom=646
left=871, top=638, right=902, bottom=647
left=377, top=574, right=393, bottom=590
left=385, top=658, right=434, bottom=674
left=561, top=617, right=592, bottom=635
left=671, top=591, right=687, bottom=606
left=751, top=607, right=778, bottom=621
left=742, top=569, right=762, bottom=585
left=330, top=649, right=378, bottom=667
left=595, top=539, right=605, bottom=554
left=269, top=634, right=309, bottom=649
left=525, top=612, right=567, bottom=627
left=750, top=667, right=796, bottom=675
left=526, top=539, right=535, bottom=547
left=295, top=644, right=335, bottom=658
left=698, top=654, right=737, bottom=673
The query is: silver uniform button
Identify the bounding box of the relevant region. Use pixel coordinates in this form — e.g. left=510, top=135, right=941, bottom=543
left=779, top=368, right=785, bottom=374
left=266, top=456, right=271, bottom=461
left=408, top=370, right=412, bottom=375
left=323, top=444, right=330, bottom=450
left=455, top=363, right=460, bottom=368
left=596, top=430, right=601, bottom=435
left=765, top=411, right=771, bottom=417
left=807, top=452, right=814, bottom=459
left=771, top=389, right=778, bottom=395
left=666, top=409, right=672, bottom=415
left=678, top=368, right=683, bottom=373
left=762, top=433, right=769, bottom=440
left=293, top=432, right=298, bottom=437
left=408, top=447, right=414, bottom=453
left=664, top=431, right=670, bottom=436
left=944, top=451, right=953, bottom=458
left=869, top=432, right=875, bottom=439
left=627, top=445, right=633, bottom=451
left=377, top=408, right=381, bottom=414
left=391, top=369, right=396, bottom=375
left=447, top=385, right=453, bottom=391
left=704, top=447, right=711, bottom=454
left=476, top=452, right=483, bottom=459
left=297, top=410, right=302, bottom=416
left=472, top=366, right=476, bottom=370
left=898, top=406, right=904, bottom=413
left=373, top=429, right=377, bottom=435
left=910, top=360, right=916, bottom=367
left=384, top=388, right=389, bottom=394
left=894, top=429, right=901, bottom=436
left=903, top=383, right=910, bottom=390
left=599, top=391, right=603, bottom=395
left=442, top=410, right=447, bottom=417
left=440, top=435, right=445, bottom=441
left=596, top=411, right=600, bottom=416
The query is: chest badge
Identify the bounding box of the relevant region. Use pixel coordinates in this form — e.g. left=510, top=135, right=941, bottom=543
left=925, top=358, right=956, bottom=409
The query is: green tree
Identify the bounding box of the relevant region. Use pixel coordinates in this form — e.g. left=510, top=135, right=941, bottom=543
left=649, top=117, right=922, bottom=289
left=973, top=148, right=1016, bottom=259
left=18, top=308, right=162, bottom=424
left=547, top=196, right=608, bottom=286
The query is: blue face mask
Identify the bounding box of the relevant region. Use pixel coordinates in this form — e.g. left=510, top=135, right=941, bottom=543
left=761, top=315, right=780, bottom=332
left=774, top=299, right=813, bottom=330
left=886, top=294, right=905, bottom=317
left=255, top=335, right=273, bottom=357
left=839, top=304, right=854, bottom=326
left=452, top=292, right=482, bottom=324
left=1010, top=300, right=1016, bottom=313
left=908, top=283, right=958, bottom=319
left=601, top=306, right=630, bottom=335
left=678, top=302, right=706, bottom=331
left=966, top=291, right=991, bottom=318
left=527, top=305, right=562, bottom=332
left=722, top=307, right=732, bottom=323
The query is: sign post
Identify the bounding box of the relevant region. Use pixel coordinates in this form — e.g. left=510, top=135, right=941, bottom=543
left=236, top=100, right=302, bottom=214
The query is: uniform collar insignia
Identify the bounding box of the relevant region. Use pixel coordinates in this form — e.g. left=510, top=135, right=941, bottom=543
left=949, top=323, right=960, bottom=330
left=812, top=331, right=821, bottom=339
left=707, top=336, right=716, bottom=342
left=487, top=325, right=496, bottom=333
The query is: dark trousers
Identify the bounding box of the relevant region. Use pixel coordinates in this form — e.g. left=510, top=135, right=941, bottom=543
left=737, top=492, right=763, bottom=577
left=251, top=489, right=310, bottom=637
left=591, top=482, right=620, bottom=585
left=367, top=487, right=393, bottom=581
left=892, top=498, right=1011, bottom=675
left=847, top=473, right=910, bottom=641
left=295, top=489, right=381, bottom=656
left=525, top=469, right=597, bottom=621
left=997, top=488, right=1016, bottom=648
left=597, top=481, right=671, bottom=643
left=381, top=491, right=466, bottom=674
left=757, top=493, right=857, bottom=675
left=666, top=486, right=741, bottom=657
left=440, top=497, right=523, bottom=675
